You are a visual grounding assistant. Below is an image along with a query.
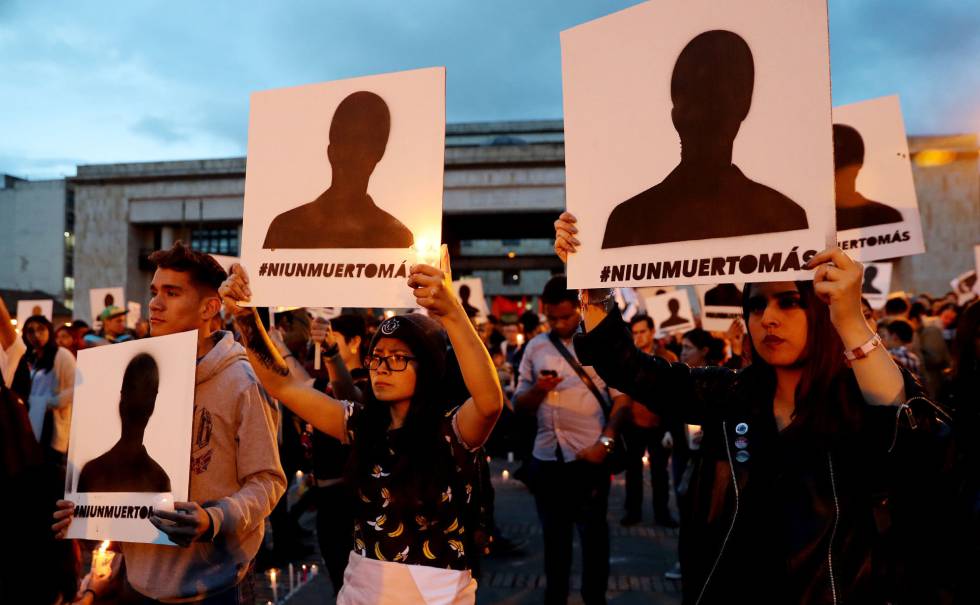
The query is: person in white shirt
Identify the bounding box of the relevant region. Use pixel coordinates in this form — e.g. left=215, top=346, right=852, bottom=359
left=513, top=275, right=631, bottom=605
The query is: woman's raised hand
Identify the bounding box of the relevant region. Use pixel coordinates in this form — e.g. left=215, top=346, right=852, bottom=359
left=554, top=211, right=580, bottom=263
left=218, top=263, right=253, bottom=318
left=805, top=246, right=868, bottom=340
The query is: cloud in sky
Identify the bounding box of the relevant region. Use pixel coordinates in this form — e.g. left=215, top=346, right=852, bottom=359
left=1, top=0, right=977, bottom=178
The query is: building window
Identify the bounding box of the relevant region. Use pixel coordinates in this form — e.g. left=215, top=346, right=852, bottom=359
left=190, top=226, right=239, bottom=255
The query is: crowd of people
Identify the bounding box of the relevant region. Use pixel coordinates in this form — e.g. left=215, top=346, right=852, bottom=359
left=0, top=229, right=976, bottom=604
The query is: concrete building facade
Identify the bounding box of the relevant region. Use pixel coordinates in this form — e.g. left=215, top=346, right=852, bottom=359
left=0, top=175, right=71, bottom=304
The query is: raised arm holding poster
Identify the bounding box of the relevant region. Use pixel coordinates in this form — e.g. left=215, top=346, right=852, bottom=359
left=832, top=96, right=925, bottom=261
left=241, top=67, right=445, bottom=309
left=64, top=331, right=197, bottom=544
left=561, top=0, right=834, bottom=289
left=15, top=299, right=53, bottom=326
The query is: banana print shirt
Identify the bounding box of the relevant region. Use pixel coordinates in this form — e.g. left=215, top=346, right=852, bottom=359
left=344, top=402, right=479, bottom=571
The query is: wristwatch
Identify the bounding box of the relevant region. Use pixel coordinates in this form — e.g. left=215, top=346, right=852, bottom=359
left=598, top=435, right=615, bottom=454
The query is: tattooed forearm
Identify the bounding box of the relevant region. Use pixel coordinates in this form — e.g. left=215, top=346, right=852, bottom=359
left=234, top=308, right=290, bottom=376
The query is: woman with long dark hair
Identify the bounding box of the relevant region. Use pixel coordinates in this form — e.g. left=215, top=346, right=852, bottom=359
left=219, top=257, right=503, bottom=604
left=554, top=212, right=950, bottom=603
left=13, top=315, right=75, bottom=466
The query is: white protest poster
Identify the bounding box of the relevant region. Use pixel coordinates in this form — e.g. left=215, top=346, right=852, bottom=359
left=832, top=96, right=924, bottom=261
left=241, top=67, right=446, bottom=309
left=695, top=283, right=744, bottom=332
left=89, top=287, right=125, bottom=327
left=210, top=254, right=240, bottom=274
left=860, top=262, right=892, bottom=310
left=951, top=270, right=978, bottom=305
left=126, top=302, right=142, bottom=329
left=562, top=0, right=833, bottom=289
left=15, top=299, right=53, bottom=327
left=644, top=290, right=696, bottom=337
left=453, top=277, right=489, bottom=320
left=64, top=331, right=197, bottom=544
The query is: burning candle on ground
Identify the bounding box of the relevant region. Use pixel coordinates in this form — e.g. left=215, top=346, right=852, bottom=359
left=288, top=563, right=295, bottom=592
left=301, top=564, right=308, bottom=582
left=310, top=564, right=319, bottom=577
left=502, top=469, right=510, bottom=481
left=268, top=568, right=279, bottom=603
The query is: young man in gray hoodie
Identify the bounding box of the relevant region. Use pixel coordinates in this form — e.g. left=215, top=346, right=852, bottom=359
left=54, top=242, right=286, bottom=604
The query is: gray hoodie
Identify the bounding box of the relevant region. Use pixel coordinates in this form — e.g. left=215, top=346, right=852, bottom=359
left=122, top=331, right=286, bottom=602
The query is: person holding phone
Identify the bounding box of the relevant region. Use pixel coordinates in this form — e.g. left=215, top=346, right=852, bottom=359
left=513, top=275, right=631, bottom=605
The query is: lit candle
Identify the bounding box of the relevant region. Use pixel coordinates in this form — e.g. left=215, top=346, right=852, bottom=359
left=310, top=564, right=319, bottom=577
left=384, top=310, right=395, bottom=319
left=268, top=569, right=278, bottom=603
left=295, top=470, right=304, bottom=482
left=516, top=333, right=525, bottom=346
left=288, top=563, right=295, bottom=592
left=502, top=469, right=510, bottom=481
left=414, top=235, right=442, bottom=268
left=642, top=455, right=650, bottom=466
left=301, top=564, right=308, bottom=582
left=91, top=540, right=114, bottom=579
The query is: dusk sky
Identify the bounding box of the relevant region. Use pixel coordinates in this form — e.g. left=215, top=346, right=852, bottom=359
left=2, top=0, right=978, bottom=178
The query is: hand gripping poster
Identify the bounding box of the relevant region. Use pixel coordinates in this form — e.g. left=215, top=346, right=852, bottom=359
left=241, top=67, right=446, bottom=308
left=562, top=0, right=834, bottom=288
left=832, top=96, right=924, bottom=261
left=64, top=331, right=197, bottom=544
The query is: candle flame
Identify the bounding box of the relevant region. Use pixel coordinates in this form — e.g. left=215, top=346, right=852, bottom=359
left=99, top=540, right=110, bottom=554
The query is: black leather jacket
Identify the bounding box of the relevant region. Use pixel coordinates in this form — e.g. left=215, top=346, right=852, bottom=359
left=575, top=310, right=952, bottom=604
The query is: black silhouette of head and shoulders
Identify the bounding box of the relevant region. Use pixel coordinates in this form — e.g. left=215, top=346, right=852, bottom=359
left=458, top=284, right=480, bottom=319
left=77, top=353, right=172, bottom=493
left=660, top=298, right=690, bottom=328
left=602, top=30, right=809, bottom=249
left=833, top=124, right=904, bottom=231
left=704, top=283, right=743, bottom=307
left=862, top=265, right=881, bottom=294
left=263, top=91, right=415, bottom=250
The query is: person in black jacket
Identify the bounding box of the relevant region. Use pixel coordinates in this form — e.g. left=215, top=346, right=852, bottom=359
left=555, top=211, right=952, bottom=604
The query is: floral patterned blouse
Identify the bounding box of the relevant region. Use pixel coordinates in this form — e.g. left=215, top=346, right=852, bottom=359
left=344, top=402, right=480, bottom=571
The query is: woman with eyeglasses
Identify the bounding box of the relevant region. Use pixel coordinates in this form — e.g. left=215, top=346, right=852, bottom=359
left=554, top=212, right=953, bottom=604
left=219, top=257, right=503, bottom=604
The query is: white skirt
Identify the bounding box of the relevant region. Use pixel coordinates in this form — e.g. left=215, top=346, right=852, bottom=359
left=336, top=551, right=477, bottom=605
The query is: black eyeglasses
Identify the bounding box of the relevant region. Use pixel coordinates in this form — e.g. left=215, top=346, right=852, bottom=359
left=366, top=354, right=417, bottom=372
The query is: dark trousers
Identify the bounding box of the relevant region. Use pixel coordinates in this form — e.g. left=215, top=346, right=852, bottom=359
left=622, top=426, right=673, bottom=521
left=531, top=458, right=610, bottom=605
left=314, top=483, right=355, bottom=595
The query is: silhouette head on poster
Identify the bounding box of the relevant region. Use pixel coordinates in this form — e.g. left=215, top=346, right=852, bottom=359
left=263, top=91, right=415, bottom=250
left=458, top=284, right=480, bottom=319
left=862, top=265, right=881, bottom=294
left=704, top=283, right=743, bottom=307
left=660, top=297, right=690, bottom=328
left=602, top=30, right=808, bottom=249
left=77, top=353, right=172, bottom=493
left=833, top=124, right=903, bottom=231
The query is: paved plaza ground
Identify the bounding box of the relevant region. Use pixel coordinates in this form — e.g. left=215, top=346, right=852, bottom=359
left=261, top=459, right=683, bottom=605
